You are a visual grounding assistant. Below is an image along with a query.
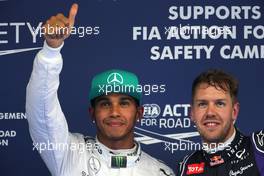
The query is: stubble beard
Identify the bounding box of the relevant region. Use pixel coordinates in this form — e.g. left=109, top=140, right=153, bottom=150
left=198, top=120, right=234, bottom=145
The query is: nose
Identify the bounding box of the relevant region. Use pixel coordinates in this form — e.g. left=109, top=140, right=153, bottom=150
left=206, top=103, right=216, bottom=116
left=110, top=104, right=121, bottom=118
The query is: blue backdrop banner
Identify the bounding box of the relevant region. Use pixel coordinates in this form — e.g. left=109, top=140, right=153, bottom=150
left=0, top=0, right=264, bottom=175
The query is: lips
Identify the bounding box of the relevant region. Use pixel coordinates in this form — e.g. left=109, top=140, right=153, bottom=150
left=107, top=121, right=124, bottom=127
left=104, top=119, right=125, bottom=127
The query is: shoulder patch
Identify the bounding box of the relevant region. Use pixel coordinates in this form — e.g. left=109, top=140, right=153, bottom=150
left=252, top=130, right=264, bottom=153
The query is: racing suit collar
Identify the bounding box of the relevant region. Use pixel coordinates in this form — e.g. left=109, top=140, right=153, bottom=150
left=95, top=137, right=142, bottom=168
left=202, top=129, right=246, bottom=167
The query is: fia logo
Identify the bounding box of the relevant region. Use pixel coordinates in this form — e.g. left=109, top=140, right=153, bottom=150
left=143, top=104, right=160, bottom=118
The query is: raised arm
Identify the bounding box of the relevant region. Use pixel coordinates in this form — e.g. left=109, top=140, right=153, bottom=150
left=26, top=4, right=78, bottom=175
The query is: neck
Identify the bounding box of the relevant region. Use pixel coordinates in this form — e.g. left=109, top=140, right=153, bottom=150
left=97, top=133, right=135, bottom=150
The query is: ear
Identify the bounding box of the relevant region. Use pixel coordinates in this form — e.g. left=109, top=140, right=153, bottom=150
left=136, top=106, right=144, bottom=121
left=232, top=102, right=240, bottom=122
left=89, top=107, right=95, bottom=122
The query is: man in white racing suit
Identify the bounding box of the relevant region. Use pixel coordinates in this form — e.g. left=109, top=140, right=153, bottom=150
left=26, top=3, right=175, bottom=176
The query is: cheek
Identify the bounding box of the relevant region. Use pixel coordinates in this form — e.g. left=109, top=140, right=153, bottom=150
left=95, top=108, right=109, bottom=115
left=121, top=110, right=137, bottom=122
left=94, top=110, right=108, bottom=122
left=192, top=109, right=205, bottom=122
left=219, top=108, right=232, bottom=117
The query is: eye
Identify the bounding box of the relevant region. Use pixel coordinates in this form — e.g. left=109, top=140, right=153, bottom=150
left=197, top=102, right=207, bottom=108
left=99, top=101, right=111, bottom=108
left=120, top=100, right=130, bottom=107
left=216, top=101, right=226, bottom=107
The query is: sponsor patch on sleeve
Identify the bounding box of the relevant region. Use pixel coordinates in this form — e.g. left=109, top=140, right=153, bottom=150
left=252, top=130, right=264, bottom=153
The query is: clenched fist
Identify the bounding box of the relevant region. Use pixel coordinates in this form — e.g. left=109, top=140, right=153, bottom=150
left=42, top=3, right=78, bottom=48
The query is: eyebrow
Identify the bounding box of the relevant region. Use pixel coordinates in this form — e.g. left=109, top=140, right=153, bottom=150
left=194, top=99, right=227, bottom=102
left=94, top=95, right=134, bottom=104
left=94, top=97, right=110, bottom=104
left=119, top=96, right=134, bottom=101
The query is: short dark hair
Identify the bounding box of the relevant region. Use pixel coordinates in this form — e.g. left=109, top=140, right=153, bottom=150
left=192, top=69, right=239, bottom=104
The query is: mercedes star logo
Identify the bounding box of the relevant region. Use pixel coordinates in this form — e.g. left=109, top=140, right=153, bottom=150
left=107, top=72, right=123, bottom=84
left=88, top=156, right=101, bottom=174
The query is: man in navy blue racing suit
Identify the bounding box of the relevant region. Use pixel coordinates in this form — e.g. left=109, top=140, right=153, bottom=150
left=177, top=69, right=264, bottom=176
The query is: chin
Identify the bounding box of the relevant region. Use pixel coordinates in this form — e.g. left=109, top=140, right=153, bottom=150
left=199, top=130, right=220, bottom=142
left=107, top=134, right=126, bottom=141
left=203, top=136, right=221, bottom=143
left=203, top=132, right=227, bottom=144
